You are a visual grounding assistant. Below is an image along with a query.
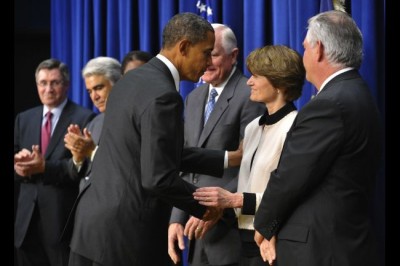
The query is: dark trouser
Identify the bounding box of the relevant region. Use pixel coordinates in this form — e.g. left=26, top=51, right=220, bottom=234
left=189, top=239, right=239, bottom=266
left=16, top=207, right=69, bottom=266
left=239, top=229, right=269, bottom=266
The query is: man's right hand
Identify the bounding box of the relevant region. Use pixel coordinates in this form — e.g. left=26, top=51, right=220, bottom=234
left=168, top=223, right=185, bottom=264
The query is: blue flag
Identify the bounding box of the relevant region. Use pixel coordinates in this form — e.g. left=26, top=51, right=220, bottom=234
left=196, top=0, right=214, bottom=23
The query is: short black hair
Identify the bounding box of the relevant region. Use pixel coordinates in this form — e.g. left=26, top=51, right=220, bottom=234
left=121, top=50, right=154, bottom=74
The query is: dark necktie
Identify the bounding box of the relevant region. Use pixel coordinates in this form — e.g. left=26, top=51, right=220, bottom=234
left=204, top=88, right=218, bottom=125
left=41, top=111, right=52, bottom=155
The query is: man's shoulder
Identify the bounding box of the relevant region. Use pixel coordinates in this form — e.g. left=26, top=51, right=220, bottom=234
left=65, top=100, right=95, bottom=115
left=226, top=69, right=250, bottom=92
left=88, top=113, right=104, bottom=125
left=15, top=105, right=42, bottom=118
left=230, top=68, right=248, bottom=83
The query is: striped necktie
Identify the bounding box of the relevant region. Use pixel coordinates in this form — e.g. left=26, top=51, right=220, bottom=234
left=204, top=88, right=218, bottom=125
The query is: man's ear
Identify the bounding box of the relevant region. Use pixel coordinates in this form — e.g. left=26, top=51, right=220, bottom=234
left=316, top=40, right=324, bottom=62
left=178, top=39, right=191, bottom=56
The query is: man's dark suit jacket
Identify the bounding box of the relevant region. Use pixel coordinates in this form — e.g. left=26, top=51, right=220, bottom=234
left=170, top=68, right=265, bottom=265
left=69, top=57, right=225, bottom=266
left=254, top=70, right=382, bottom=265
left=14, top=100, right=95, bottom=250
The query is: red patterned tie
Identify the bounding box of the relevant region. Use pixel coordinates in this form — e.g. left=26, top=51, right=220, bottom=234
left=41, top=111, right=52, bottom=155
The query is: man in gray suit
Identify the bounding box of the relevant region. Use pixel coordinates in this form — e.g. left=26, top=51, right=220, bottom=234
left=64, top=56, right=121, bottom=190
left=168, top=24, right=265, bottom=266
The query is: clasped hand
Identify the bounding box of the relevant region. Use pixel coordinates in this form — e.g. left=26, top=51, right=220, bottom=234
left=255, top=231, right=276, bottom=265
left=64, top=124, right=96, bottom=162
left=14, top=145, right=45, bottom=178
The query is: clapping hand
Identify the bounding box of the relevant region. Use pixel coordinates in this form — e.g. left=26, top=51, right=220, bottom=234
left=64, top=124, right=96, bottom=162
left=14, top=145, right=45, bottom=178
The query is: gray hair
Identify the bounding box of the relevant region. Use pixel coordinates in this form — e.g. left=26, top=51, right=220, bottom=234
left=212, top=23, right=237, bottom=55
left=82, top=57, right=122, bottom=85
left=162, top=12, right=214, bottom=49
left=306, top=10, right=363, bottom=69
left=35, top=58, right=70, bottom=83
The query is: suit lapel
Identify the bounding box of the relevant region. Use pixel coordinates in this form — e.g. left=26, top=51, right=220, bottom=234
left=198, top=69, right=240, bottom=146
left=45, top=101, right=73, bottom=158
left=33, top=107, right=44, bottom=150
left=188, top=84, right=209, bottom=145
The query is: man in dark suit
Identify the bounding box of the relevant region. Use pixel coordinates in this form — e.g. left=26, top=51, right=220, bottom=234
left=14, top=58, right=96, bottom=266
left=68, top=13, right=224, bottom=266
left=254, top=10, right=382, bottom=266
left=168, top=24, right=265, bottom=266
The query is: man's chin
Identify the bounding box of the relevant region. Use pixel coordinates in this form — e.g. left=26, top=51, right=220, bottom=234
left=201, top=75, right=213, bottom=83
left=95, top=104, right=104, bottom=111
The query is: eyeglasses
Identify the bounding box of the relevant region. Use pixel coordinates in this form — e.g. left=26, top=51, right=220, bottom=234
left=37, top=80, right=64, bottom=88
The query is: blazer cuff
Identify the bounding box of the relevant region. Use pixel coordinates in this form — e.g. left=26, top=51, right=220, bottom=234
left=242, top=192, right=256, bottom=215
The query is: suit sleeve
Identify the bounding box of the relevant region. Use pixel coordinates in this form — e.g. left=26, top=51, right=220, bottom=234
left=181, top=147, right=225, bottom=177
left=169, top=206, right=190, bottom=225
left=141, top=91, right=207, bottom=219
left=254, top=98, right=344, bottom=240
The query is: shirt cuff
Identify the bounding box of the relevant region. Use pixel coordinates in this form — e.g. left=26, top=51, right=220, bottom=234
left=90, top=145, right=99, bottom=161
left=224, top=150, right=228, bottom=169
left=72, top=158, right=83, bottom=172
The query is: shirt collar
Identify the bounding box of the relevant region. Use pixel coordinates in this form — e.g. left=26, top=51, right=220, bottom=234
left=319, top=67, right=354, bottom=94
left=208, top=66, right=236, bottom=96
left=43, top=98, right=67, bottom=119
left=258, top=102, right=296, bottom=126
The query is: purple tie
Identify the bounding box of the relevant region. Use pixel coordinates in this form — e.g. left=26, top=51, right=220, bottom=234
left=41, top=111, right=52, bottom=155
